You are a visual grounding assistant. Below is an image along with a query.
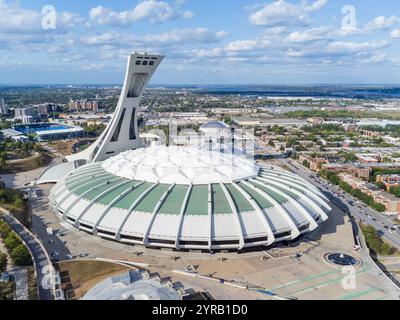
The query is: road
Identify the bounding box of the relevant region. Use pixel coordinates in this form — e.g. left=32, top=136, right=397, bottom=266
left=29, top=185, right=72, bottom=262
left=1, top=210, right=54, bottom=300
left=279, top=158, right=400, bottom=248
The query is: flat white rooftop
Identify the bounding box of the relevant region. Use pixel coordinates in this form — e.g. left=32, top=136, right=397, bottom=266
left=102, top=145, right=260, bottom=185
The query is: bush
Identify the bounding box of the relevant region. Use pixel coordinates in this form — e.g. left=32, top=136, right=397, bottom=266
left=361, top=224, right=397, bottom=256
left=0, top=252, right=7, bottom=272
left=10, top=244, right=32, bottom=266
left=0, top=220, right=12, bottom=238
left=4, top=232, right=21, bottom=251
left=339, top=181, right=352, bottom=193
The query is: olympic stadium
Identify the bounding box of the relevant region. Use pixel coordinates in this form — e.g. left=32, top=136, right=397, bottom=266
left=41, top=52, right=331, bottom=252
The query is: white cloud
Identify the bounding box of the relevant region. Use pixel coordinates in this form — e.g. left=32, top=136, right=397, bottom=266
left=192, top=48, right=224, bottom=58
left=364, top=16, right=400, bottom=32
left=0, top=0, right=42, bottom=33
left=359, top=52, right=387, bottom=64
left=286, top=48, right=305, bottom=57
left=80, top=28, right=227, bottom=49
left=224, top=39, right=271, bottom=51
left=336, top=16, right=400, bottom=37
left=249, top=0, right=328, bottom=27
left=285, top=26, right=333, bottom=43
left=58, top=11, right=86, bottom=29
left=89, top=0, right=193, bottom=26
left=391, top=29, right=400, bottom=39
left=143, top=28, right=228, bottom=44
left=389, top=56, right=400, bottom=65
left=326, top=40, right=389, bottom=54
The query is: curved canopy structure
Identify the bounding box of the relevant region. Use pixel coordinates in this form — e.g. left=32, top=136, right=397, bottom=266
left=101, top=146, right=259, bottom=185
left=200, top=121, right=230, bottom=130
left=50, top=146, right=331, bottom=252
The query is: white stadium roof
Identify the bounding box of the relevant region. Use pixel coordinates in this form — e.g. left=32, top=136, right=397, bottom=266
left=101, top=146, right=259, bottom=185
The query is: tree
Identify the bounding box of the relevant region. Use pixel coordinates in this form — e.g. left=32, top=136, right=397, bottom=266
left=375, top=181, right=385, bottom=190
left=361, top=224, right=397, bottom=256
left=372, top=203, right=386, bottom=212
left=339, top=181, right=352, bottom=193
left=13, top=198, right=22, bottom=208
left=223, top=116, right=233, bottom=125
left=0, top=252, right=7, bottom=272
left=10, top=244, right=32, bottom=266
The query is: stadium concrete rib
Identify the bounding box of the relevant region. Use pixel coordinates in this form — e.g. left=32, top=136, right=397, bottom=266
left=243, top=180, right=301, bottom=240
left=220, top=183, right=245, bottom=250
left=174, top=185, right=193, bottom=249
left=143, top=184, right=176, bottom=247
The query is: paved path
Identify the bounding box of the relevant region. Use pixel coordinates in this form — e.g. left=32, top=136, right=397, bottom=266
left=1, top=210, right=54, bottom=300
left=10, top=267, right=28, bottom=300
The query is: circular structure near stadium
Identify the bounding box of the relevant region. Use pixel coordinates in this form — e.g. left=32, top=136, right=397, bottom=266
left=325, top=252, right=360, bottom=267
left=50, top=146, right=331, bottom=252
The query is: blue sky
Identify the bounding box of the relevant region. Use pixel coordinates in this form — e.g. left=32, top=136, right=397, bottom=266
left=0, top=0, right=399, bottom=84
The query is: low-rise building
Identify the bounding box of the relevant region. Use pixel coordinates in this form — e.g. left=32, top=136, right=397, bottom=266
left=383, top=136, right=400, bottom=145
left=339, top=173, right=400, bottom=215
left=299, top=155, right=327, bottom=171
left=376, top=174, right=400, bottom=191
left=361, top=130, right=382, bottom=138
left=307, top=117, right=324, bottom=125
left=338, top=173, right=366, bottom=189
left=233, top=116, right=306, bottom=127
left=356, top=154, right=380, bottom=164
left=1, top=128, right=29, bottom=142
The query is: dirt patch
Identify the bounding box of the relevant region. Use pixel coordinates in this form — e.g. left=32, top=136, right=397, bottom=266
left=26, top=266, right=38, bottom=300
left=48, top=140, right=77, bottom=156
left=1, top=153, right=52, bottom=174
left=0, top=281, right=15, bottom=300
left=58, top=260, right=135, bottom=300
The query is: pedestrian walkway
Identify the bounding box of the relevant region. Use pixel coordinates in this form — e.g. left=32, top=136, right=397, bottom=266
left=1, top=209, right=54, bottom=300
left=0, top=237, right=12, bottom=271
left=9, top=267, right=28, bottom=300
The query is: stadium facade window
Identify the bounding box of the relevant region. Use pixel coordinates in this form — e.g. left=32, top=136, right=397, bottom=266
left=98, top=230, right=116, bottom=237
left=179, top=240, right=208, bottom=246
left=212, top=239, right=240, bottom=246
left=121, top=234, right=143, bottom=242
left=244, top=236, right=268, bottom=244
left=274, top=231, right=291, bottom=239
left=79, top=223, right=93, bottom=230
left=110, top=108, right=126, bottom=142
left=129, top=108, right=137, bottom=140
left=148, top=238, right=175, bottom=245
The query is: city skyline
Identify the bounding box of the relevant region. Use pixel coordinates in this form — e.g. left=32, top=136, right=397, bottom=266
left=0, top=0, right=400, bottom=84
